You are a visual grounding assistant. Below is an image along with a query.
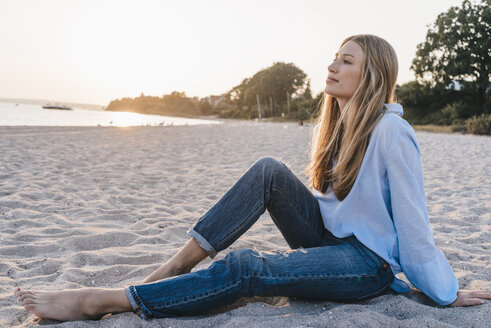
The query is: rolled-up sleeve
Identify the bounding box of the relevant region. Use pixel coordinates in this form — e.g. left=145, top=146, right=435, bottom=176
left=386, top=128, right=459, bottom=306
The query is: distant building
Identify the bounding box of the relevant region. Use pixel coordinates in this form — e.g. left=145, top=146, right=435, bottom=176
left=447, top=80, right=463, bottom=91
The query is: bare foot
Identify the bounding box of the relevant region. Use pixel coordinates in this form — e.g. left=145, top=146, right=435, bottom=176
left=15, top=287, right=132, bottom=321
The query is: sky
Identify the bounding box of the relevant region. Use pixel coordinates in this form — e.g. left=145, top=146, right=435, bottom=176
left=0, top=0, right=464, bottom=106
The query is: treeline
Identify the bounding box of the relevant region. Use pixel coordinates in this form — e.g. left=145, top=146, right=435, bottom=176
left=396, top=82, right=486, bottom=126
left=106, top=0, right=490, bottom=133
left=106, top=91, right=204, bottom=118
left=106, top=62, right=323, bottom=121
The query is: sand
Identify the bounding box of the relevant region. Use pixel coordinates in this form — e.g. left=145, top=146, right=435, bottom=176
left=0, top=122, right=489, bottom=327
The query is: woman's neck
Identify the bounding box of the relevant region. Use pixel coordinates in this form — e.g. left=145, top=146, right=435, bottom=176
left=336, top=97, right=347, bottom=111
left=337, top=98, right=348, bottom=125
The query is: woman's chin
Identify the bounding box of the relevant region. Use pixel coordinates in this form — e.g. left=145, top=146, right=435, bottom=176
left=324, top=90, right=338, bottom=99
left=324, top=85, right=340, bottom=96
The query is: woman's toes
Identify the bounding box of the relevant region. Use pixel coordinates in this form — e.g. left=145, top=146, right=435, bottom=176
left=19, top=294, right=34, bottom=302
left=17, top=290, right=34, bottom=299
left=21, top=297, right=35, bottom=306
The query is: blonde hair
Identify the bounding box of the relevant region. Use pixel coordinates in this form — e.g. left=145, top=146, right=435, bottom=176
left=305, top=34, right=398, bottom=200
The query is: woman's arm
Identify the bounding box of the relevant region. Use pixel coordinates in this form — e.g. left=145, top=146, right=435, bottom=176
left=386, top=127, right=489, bottom=306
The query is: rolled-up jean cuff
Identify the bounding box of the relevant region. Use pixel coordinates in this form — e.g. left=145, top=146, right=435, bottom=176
left=125, top=286, right=151, bottom=319
left=188, top=228, right=217, bottom=258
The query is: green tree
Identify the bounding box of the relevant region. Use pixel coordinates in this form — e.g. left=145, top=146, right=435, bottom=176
left=411, top=0, right=490, bottom=114
left=229, top=62, right=308, bottom=117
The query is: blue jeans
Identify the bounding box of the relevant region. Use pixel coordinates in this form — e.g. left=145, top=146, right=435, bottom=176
left=126, top=157, right=393, bottom=319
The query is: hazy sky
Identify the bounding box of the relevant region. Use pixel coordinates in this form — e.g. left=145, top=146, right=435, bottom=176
left=0, top=0, right=463, bottom=105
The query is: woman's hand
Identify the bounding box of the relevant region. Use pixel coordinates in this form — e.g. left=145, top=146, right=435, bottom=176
left=449, top=290, right=491, bottom=307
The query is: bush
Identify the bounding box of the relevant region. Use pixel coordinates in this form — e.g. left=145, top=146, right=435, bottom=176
left=287, top=97, right=322, bottom=121
left=465, top=114, right=491, bottom=135
left=288, top=109, right=312, bottom=121
left=218, top=107, right=258, bottom=120
left=198, top=100, right=215, bottom=115
left=439, top=101, right=466, bottom=125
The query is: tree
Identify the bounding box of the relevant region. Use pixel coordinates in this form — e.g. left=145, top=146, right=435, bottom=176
left=411, top=0, right=490, bottom=114
left=229, top=62, right=308, bottom=117
left=303, top=80, right=313, bottom=100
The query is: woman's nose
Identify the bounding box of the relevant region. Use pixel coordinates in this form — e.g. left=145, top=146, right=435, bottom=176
left=328, top=63, right=337, bottom=73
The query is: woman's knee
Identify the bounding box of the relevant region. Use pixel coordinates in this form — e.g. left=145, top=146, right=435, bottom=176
left=224, top=249, right=260, bottom=271
left=253, top=157, right=289, bottom=176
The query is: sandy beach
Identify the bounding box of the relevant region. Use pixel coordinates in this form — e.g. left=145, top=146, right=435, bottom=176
left=0, top=122, right=489, bottom=327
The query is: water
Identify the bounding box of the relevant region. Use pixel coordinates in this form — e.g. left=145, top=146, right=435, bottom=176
left=0, top=102, right=222, bottom=127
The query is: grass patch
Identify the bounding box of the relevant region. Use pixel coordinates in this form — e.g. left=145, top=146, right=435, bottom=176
left=412, top=124, right=465, bottom=134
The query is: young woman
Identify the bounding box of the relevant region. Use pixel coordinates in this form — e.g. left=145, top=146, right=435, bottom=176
left=16, top=34, right=490, bottom=321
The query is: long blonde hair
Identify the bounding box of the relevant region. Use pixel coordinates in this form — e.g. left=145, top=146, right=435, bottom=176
left=305, top=35, right=398, bottom=200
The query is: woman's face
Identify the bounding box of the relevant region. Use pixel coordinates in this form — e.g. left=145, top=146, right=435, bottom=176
left=325, top=40, right=365, bottom=107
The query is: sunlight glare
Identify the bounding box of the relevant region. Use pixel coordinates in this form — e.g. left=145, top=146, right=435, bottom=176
left=109, top=111, right=152, bottom=127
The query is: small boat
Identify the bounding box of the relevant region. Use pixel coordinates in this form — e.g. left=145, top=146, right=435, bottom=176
left=42, top=103, right=73, bottom=110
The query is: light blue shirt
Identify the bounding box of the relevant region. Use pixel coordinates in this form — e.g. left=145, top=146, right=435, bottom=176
left=313, top=103, right=459, bottom=306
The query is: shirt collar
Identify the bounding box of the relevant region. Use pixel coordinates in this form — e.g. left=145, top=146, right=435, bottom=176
left=384, top=103, right=403, bottom=117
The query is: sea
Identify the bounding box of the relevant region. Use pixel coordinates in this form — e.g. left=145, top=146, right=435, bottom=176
left=0, top=102, right=222, bottom=127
